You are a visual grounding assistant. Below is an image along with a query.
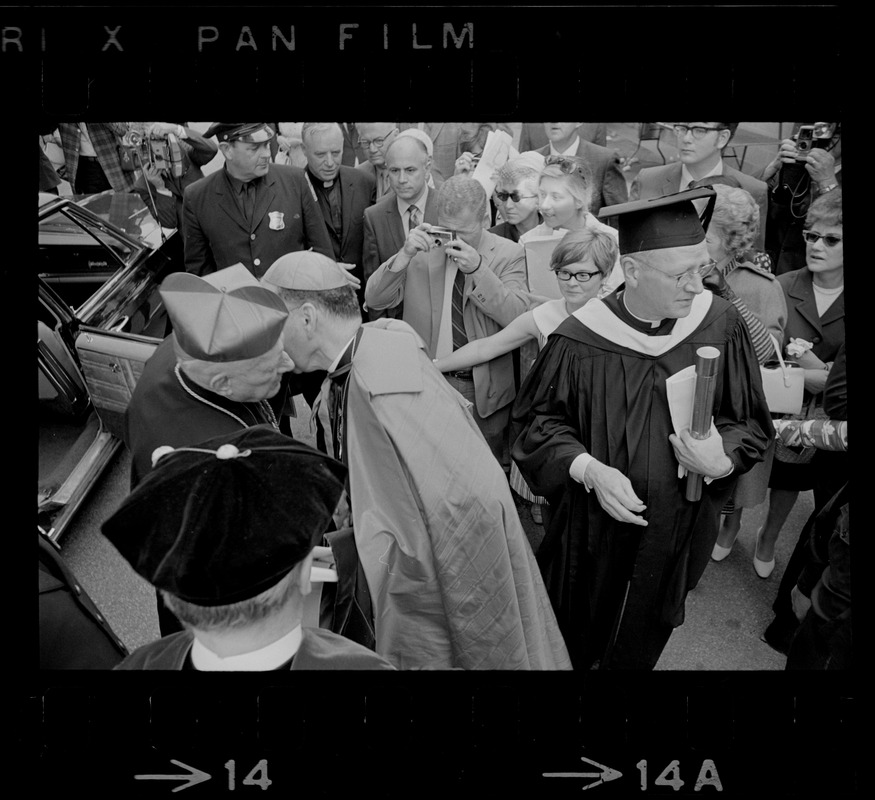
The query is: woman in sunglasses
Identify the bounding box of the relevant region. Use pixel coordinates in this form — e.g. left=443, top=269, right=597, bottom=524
left=489, top=157, right=544, bottom=243
left=751, top=189, right=845, bottom=579
left=704, top=183, right=789, bottom=569
left=435, top=228, right=618, bottom=526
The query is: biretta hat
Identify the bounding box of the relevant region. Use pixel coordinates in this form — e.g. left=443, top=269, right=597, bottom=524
left=204, top=122, right=275, bottom=143
left=101, top=425, right=347, bottom=606
left=262, top=250, right=350, bottom=291
left=160, top=267, right=288, bottom=362
left=598, top=187, right=717, bottom=255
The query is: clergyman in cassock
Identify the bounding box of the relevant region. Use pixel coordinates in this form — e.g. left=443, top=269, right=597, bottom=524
left=260, top=250, right=572, bottom=671
left=512, top=188, right=772, bottom=670
left=103, top=425, right=396, bottom=671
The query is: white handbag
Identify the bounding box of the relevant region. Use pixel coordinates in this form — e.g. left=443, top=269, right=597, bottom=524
left=760, top=335, right=804, bottom=414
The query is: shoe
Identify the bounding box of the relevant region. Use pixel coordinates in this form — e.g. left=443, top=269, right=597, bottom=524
left=753, top=528, right=776, bottom=579
left=531, top=503, right=544, bottom=525
left=711, top=540, right=735, bottom=562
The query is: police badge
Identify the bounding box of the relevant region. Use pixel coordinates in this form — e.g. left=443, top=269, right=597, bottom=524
left=268, top=211, right=285, bottom=231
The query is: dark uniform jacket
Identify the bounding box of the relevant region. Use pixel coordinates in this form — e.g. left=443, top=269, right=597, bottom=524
left=39, top=534, right=128, bottom=669
left=182, top=163, right=333, bottom=278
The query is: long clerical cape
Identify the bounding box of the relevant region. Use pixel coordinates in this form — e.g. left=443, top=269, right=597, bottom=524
left=344, top=320, right=572, bottom=670
left=512, top=289, right=772, bottom=670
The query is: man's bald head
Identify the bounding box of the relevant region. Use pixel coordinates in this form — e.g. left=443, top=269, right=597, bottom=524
left=386, top=135, right=432, bottom=203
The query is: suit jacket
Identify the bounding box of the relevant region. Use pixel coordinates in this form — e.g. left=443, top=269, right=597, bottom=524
left=182, top=163, right=333, bottom=278
left=340, top=123, right=365, bottom=167
left=630, top=161, right=769, bottom=250
left=519, top=122, right=608, bottom=151
left=535, top=138, right=628, bottom=216
left=305, top=165, right=376, bottom=286
left=364, top=229, right=529, bottom=417
left=361, top=188, right=441, bottom=319
left=777, top=267, right=845, bottom=364
left=399, top=122, right=461, bottom=181
left=57, top=122, right=138, bottom=193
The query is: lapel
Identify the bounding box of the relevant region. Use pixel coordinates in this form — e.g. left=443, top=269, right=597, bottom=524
left=340, top=167, right=354, bottom=243
left=788, top=269, right=822, bottom=334
left=384, top=200, right=406, bottom=255
left=251, top=170, right=278, bottom=234
left=663, top=163, right=682, bottom=196
left=214, top=172, right=250, bottom=234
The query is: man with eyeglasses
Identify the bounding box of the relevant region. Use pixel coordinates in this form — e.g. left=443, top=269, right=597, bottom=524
left=355, top=122, right=400, bottom=200
left=527, top=122, right=628, bottom=216
left=182, top=122, right=333, bottom=279
left=631, top=122, right=768, bottom=250
left=513, top=189, right=772, bottom=670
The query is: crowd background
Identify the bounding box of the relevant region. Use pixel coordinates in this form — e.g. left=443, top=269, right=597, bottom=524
left=39, top=120, right=846, bottom=671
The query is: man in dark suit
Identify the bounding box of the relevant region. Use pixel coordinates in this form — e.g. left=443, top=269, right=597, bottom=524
left=182, top=122, right=333, bottom=278
left=531, top=122, right=628, bottom=216
left=518, top=121, right=608, bottom=151
left=355, top=122, right=400, bottom=201
left=301, top=123, right=376, bottom=313
left=339, top=122, right=365, bottom=167
left=361, top=135, right=440, bottom=320
left=630, top=122, right=768, bottom=250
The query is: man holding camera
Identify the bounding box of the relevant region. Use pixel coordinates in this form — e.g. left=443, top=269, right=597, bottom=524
left=758, top=122, right=842, bottom=275
left=365, top=174, right=531, bottom=470
left=631, top=122, right=768, bottom=250
left=134, top=122, right=218, bottom=230
left=361, top=135, right=441, bottom=320
left=182, top=122, right=333, bottom=278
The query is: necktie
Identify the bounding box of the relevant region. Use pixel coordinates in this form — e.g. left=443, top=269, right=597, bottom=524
left=408, top=205, right=420, bottom=231
left=242, top=181, right=256, bottom=222
left=451, top=268, right=468, bottom=350
left=378, top=168, right=390, bottom=198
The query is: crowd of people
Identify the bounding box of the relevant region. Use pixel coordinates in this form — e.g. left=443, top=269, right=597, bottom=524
left=39, top=121, right=848, bottom=672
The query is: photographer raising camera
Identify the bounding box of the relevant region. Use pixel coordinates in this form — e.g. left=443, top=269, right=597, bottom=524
left=759, top=122, right=841, bottom=275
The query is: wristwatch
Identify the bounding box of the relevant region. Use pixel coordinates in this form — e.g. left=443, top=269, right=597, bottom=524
left=818, top=181, right=838, bottom=193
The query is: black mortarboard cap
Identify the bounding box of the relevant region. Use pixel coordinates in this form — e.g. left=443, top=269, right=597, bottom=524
left=101, top=425, right=347, bottom=606
left=598, top=187, right=717, bottom=255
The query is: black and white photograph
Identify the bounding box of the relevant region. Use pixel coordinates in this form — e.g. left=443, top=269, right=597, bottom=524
left=19, top=3, right=857, bottom=797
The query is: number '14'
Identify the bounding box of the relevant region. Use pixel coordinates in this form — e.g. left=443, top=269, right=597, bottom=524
left=224, top=759, right=272, bottom=791
left=636, top=759, right=723, bottom=791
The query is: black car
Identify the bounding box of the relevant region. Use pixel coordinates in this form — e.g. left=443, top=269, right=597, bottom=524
left=38, top=192, right=182, bottom=542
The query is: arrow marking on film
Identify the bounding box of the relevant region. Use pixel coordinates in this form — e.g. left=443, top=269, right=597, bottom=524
left=544, top=755, right=623, bottom=790
left=135, top=759, right=211, bottom=792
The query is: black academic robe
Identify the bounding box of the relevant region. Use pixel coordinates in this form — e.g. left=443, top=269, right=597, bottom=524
left=512, top=289, right=772, bottom=670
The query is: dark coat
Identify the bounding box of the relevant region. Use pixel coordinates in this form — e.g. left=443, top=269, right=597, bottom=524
left=182, top=163, right=333, bottom=278
left=777, top=267, right=845, bottom=363
left=39, top=534, right=128, bottom=669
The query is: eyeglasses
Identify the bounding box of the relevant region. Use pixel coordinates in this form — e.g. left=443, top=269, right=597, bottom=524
left=554, top=269, right=602, bottom=283
left=494, top=190, right=538, bottom=204
left=358, top=128, right=398, bottom=150
left=802, top=230, right=843, bottom=247
left=673, top=124, right=725, bottom=140
left=544, top=154, right=589, bottom=182
left=637, top=259, right=718, bottom=287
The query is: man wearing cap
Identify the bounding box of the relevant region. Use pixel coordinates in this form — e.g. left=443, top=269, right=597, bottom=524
left=261, top=251, right=572, bottom=670
left=182, top=122, right=333, bottom=278
left=630, top=122, right=768, bottom=250
left=105, top=426, right=395, bottom=671
left=365, top=175, right=531, bottom=470
left=361, top=134, right=442, bottom=321
left=300, top=122, right=376, bottom=312
left=124, top=265, right=295, bottom=636
left=512, top=188, right=772, bottom=670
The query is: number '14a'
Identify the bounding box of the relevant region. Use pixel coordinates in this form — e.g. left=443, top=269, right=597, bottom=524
left=637, top=759, right=723, bottom=791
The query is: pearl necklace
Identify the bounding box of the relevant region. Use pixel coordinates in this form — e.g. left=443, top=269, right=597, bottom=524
left=174, top=364, right=280, bottom=431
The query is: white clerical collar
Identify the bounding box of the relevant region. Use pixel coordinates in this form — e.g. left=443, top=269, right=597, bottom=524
left=190, top=624, right=303, bottom=671
left=681, top=158, right=723, bottom=189
left=396, top=185, right=428, bottom=219
left=549, top=136, right=581, bottom=158
left=328, top=333, right=358, bottom=373
left=621, top=291, right=664, bottom=328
